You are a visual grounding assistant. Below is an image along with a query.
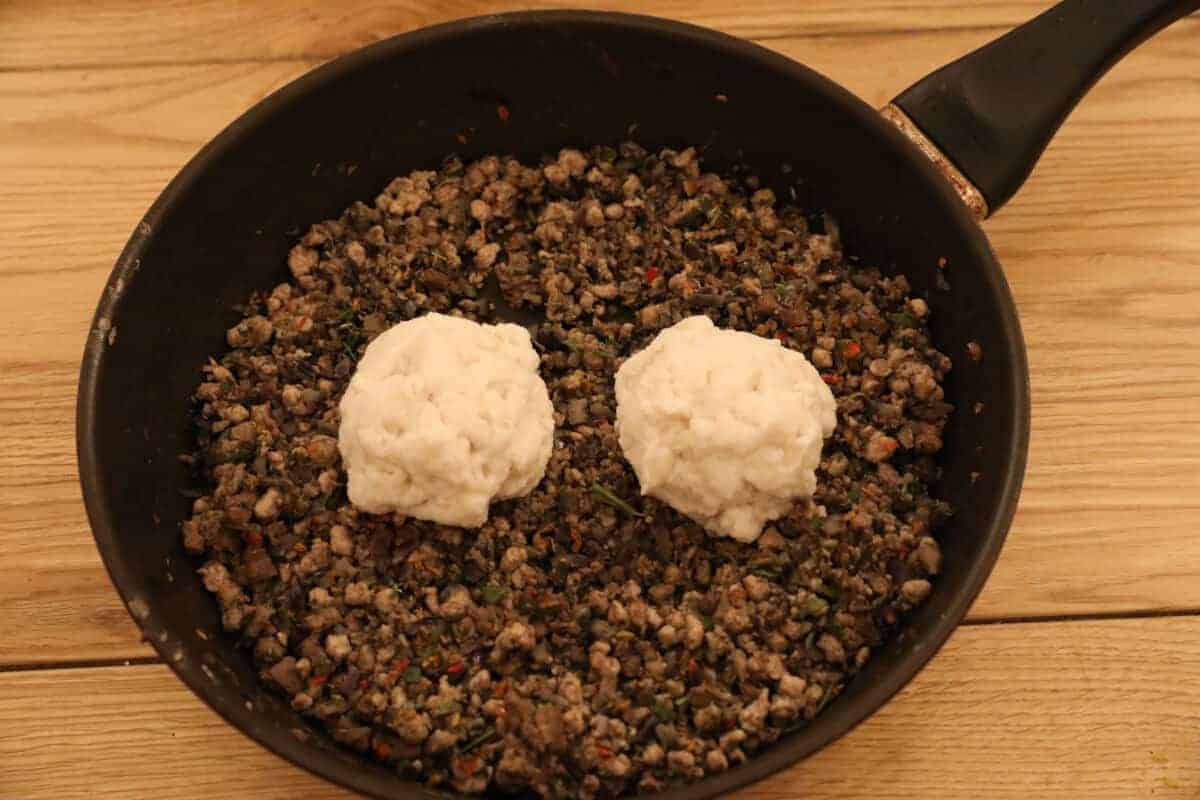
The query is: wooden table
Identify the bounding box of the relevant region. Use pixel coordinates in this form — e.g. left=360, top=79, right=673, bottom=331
left=2, top=1, right=1198, bottom=797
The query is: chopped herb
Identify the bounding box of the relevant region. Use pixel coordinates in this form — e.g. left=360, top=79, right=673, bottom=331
left=751, top=567, right=779, bottom=579
left=802, top=596, right=830, bottom=617
left=701, top=615, right=715, bottom=631
left=480, top=584, right=508, bottom=604
left=888, top=311, right=919, bottom=329
left=674, top=696, right=690, bottom=708
left=674, top=201, right=706, bottom=228
left=564, top=339, right=616, bottom=358
left=813, top=581, right=841, bottom=600
left=815, top=685, right=838, bottom=713
left=432, top=699, right=460, bottom=717
left=848, top=488, right=861, bottom=503
left=589, top=484, right=646, bottom=518
left=402, top=666, right=422, bottom=684
left=652, top=701, right=676, bottom=723
left=461, top=726, right=497, bottom=753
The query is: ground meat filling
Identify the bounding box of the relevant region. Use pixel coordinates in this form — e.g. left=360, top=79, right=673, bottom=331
left=182, top=143, right=953, bottom=798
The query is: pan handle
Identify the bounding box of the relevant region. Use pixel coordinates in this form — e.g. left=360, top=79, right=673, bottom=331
left=884, top=0, right=1200, bottom=218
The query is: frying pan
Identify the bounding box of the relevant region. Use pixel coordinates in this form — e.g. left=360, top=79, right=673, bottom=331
left=76, top=1, right=1199, bottom=797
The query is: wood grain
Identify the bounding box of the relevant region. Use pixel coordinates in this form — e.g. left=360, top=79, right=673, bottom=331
left=1, top=8, right=1199, bottom=668
left=0, top=0, right=1052, bottom=70
left=2, top=616, right=1197, bottom=799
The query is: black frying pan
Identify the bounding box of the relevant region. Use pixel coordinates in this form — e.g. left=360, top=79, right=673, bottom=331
left=76, top=1, right=1198, bottom=797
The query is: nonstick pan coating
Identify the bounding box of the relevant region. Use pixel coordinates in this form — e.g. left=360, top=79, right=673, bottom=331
left=78, top=12, right=1027, bottom=799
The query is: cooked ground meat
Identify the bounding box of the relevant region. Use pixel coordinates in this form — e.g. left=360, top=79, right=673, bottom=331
left=182, top=143, right=953, bottom=798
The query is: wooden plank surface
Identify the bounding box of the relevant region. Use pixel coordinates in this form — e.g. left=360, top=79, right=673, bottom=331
left=3, top=10, right=1199, bottom=665
left=4, top=2, right=1200, bottom=798
left=2, top=616, right=1197, bottom=799
left=0, top=0, right=1054, bottom=70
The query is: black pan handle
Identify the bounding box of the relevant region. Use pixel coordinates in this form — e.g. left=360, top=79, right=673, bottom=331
left=891, top=0, right=1200, bottom=216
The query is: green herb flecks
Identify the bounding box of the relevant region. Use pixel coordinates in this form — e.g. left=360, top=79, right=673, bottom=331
left=432, top=699, right=461, bottom=717
left=564, top=339, right=617, bottom=359
left=815, top=685, right=838, bottom=714
left=813, top=581, right=841, bottom=601
left=461, top=726, right=497, bottom=753
left=801, top=595, right=830, bottom=618
left=888, top=311, right=919, bottom=330
left=337, top=307, right=363, bottom=361
left=589, top=484, right=646, bottom=518
left=480, top=584, right=508, bottom=605
left=652, top=701, right=676, bottom=723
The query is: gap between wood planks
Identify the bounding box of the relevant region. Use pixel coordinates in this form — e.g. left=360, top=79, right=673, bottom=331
left=1, top=12, right=1197, bottom=666
left=6, top=607, right=1200, bottom=674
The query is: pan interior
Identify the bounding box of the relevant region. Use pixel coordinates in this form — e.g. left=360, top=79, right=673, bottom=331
left=79, top=13, right=1027, bottom=800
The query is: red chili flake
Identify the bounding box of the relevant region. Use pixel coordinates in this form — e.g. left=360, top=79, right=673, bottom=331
left=686, top=658, right=699, bottom=673
left=843, top=341, right=862, bottom=359
left=386, top=657, right=409, bottom=682
left=494, top=681, right=509, bottom=698
left=461, top=756, right=480, bottom=778
left=244, top=529, right=263, bottom=546
left=446, top=661, right=466, bottom=676
left=373, top=741, right=392, bottom=760
left=309, top=674, right=329, bottom=687
left=777, top=333, right=788, bottom=341
left=497, top=104, right=510, bottom=123
left=821, top=373, right=841, bottom=385
left=570, top=530, right=583, bottom=552
left=898, top=545, right=911, bottom=559
left=644, top=266, right=660, bottom=283
left=596, top=745, right=613, bottom=758
left=358, top=678, right=370, bottom=690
